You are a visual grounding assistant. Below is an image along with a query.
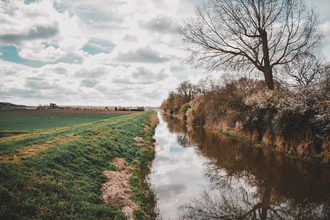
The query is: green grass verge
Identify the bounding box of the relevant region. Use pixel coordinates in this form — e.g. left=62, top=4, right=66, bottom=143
left=0, top=113, right=124, bottom=132
left=0, top=110, right=158, bottom=219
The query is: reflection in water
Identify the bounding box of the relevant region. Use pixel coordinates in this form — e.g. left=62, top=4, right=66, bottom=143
left=151, top=112, right=330, bottom=219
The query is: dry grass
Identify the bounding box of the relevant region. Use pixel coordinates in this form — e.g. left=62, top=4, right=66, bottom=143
left=141, top=123, right=149, bottom=133
left=133, top=137, right=143, bottom=142
left=101, top=158, right=139, bottom=220
left=0, top=134, right=81, bottom=163
left=141, top=112, right=158, bottom=133
left=134, top=143, right=153, bottom=150
left=148, top=112, right=158, bottom=127
left=0, top=132, right=31, bottom=143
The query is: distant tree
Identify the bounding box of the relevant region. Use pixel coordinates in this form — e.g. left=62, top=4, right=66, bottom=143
left=180, top=0, right=323, bottom=90
left=177, top=81, right=200, bottom=103
left=50, top=103, right=57, bottom=109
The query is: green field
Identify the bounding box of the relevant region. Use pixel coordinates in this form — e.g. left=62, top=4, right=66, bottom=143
left=0, top=111, right=158, bottom=219
left=0, top=113, right=124, bottom=132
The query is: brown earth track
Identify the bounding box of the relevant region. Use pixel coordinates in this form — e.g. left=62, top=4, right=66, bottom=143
left=0, top=109, right=137, bottom=114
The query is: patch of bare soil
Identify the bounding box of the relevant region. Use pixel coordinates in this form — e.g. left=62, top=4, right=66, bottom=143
left=148, top=112, right=158, bottom=127
left=134, top=143, right=153, bottom=150
left=133, top=137, right=143, bottom=142
left=101, top=158, right=139, bottom=219
left=0, top=132, right=28, bottom=138
left=142, top=112, right=158, bottom=133
left=141, top=123, right=149, bottom=133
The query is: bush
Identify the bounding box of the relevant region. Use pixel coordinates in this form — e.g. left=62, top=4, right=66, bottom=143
left=187, top=95, right=206, bottom=126
left=180, top=103, right=191, bottom=114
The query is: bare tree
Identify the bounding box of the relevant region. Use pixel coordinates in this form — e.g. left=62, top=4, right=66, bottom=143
left=282, top=52, right=327, bottom=87
left=177, top=81, right=200, bottom=103
left=180, top=0, right=323, bottom=90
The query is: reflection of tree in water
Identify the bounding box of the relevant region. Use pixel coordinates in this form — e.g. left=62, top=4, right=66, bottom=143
left=161, top=114, right=330, bottom=219
left=161, top=113, right=192, bottom=148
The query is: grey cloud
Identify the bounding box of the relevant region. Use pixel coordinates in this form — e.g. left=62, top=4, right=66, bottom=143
left=141, top=90, right=163, bottom=100
left=3, top=88, right=62, bottom=100
left=155, top=184, right=186, bottom=200
left=101, top=89, right=136, bottom=101
left=112, top=67, right=168, bottom=84
left=112, top=78, right=131, bottom=84
left=5, top=71, right=16, bottom=76
left=96, top=85, right=108, bottom=92
left=111, top=78, right=153, bottom=84
left=122, top=34, right=138, bottom=43
left=117, top=46, right=171, bottom=63
left=81, top=79, right=99, bottom=87
left=138, top=15, right=181, bottom=34
left=75, top=67, right=107, bottom=78
left=0, top=15, right=14, bottom=25
left=4, top=88, right=38, bottom=98
left=0, top=24, right=59, bottom=45
left=53, top=66, right=68, bottom=75
left=25, top=77, right=52, bottom=90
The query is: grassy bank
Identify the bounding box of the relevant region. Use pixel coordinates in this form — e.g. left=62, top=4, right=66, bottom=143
left=0, top=110, right=158, bottom=219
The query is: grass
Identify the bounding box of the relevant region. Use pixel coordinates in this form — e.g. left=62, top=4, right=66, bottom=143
left=0, top=113, right=124, bottom=132
left=0, top=110, right=158, bottom=219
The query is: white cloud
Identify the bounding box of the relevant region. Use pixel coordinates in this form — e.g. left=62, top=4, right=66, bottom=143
left=0, top=0, right=213, bottom=106
left=0, top=59, right=32, bottom=73
left=0, top=0, right=87, bottom=61
left=0, top=60, right=179, bottom=106
left=0, top=63, right=15, bottom=76
left=19, top=44, right=67, bottom=62
left=321, top=21, right=330, bottom=59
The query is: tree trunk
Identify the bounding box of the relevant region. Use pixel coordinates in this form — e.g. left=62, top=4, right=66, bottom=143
left=260, top=29, right=275, bottom=90
left=264, top=65, right=274, bottom=90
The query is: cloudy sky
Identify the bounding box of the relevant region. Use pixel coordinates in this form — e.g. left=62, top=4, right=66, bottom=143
left=0, top=0, right=329, bottom=107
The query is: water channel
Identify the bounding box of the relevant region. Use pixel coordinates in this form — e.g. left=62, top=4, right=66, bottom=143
left=150, top=111, right=330, bottom=219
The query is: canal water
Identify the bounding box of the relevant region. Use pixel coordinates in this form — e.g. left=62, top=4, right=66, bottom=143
left=150, top=112, right=330, bottom=220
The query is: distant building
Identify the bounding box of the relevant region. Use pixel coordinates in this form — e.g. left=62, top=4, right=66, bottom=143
left=0, top=102, right=27, bottom=109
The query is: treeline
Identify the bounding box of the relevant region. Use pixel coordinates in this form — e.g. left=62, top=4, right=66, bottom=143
left=161, top=74, right=330, bottom=160
left=37, top=104, right=145, bottom=111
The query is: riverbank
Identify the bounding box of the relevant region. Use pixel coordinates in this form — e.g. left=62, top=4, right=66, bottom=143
left=0, top=111, right=158, bottom=219
left=162, top=108, right=330, bottom=166
left=152, top=111, right=330, bottom=219
left=161, top=78, right=330, bottom=165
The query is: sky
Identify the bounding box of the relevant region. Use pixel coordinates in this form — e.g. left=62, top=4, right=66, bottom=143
left=0, top=0, right=329, bottom=107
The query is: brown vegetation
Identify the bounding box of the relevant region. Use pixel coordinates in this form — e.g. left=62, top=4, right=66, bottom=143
left=161, top=73, right=330, bottom=163
left=133, top=137, right=143, bottom=142
left=0, top=134, right=81, bottom=163
left=101, top=158, right=138, bottom=219
left=0, top=132, right=28, bottom=138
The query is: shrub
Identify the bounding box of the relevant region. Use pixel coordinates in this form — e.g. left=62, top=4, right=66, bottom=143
left=180, top=103, right=191, bottom=115
left=187, top=95, right=206, bottom=126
